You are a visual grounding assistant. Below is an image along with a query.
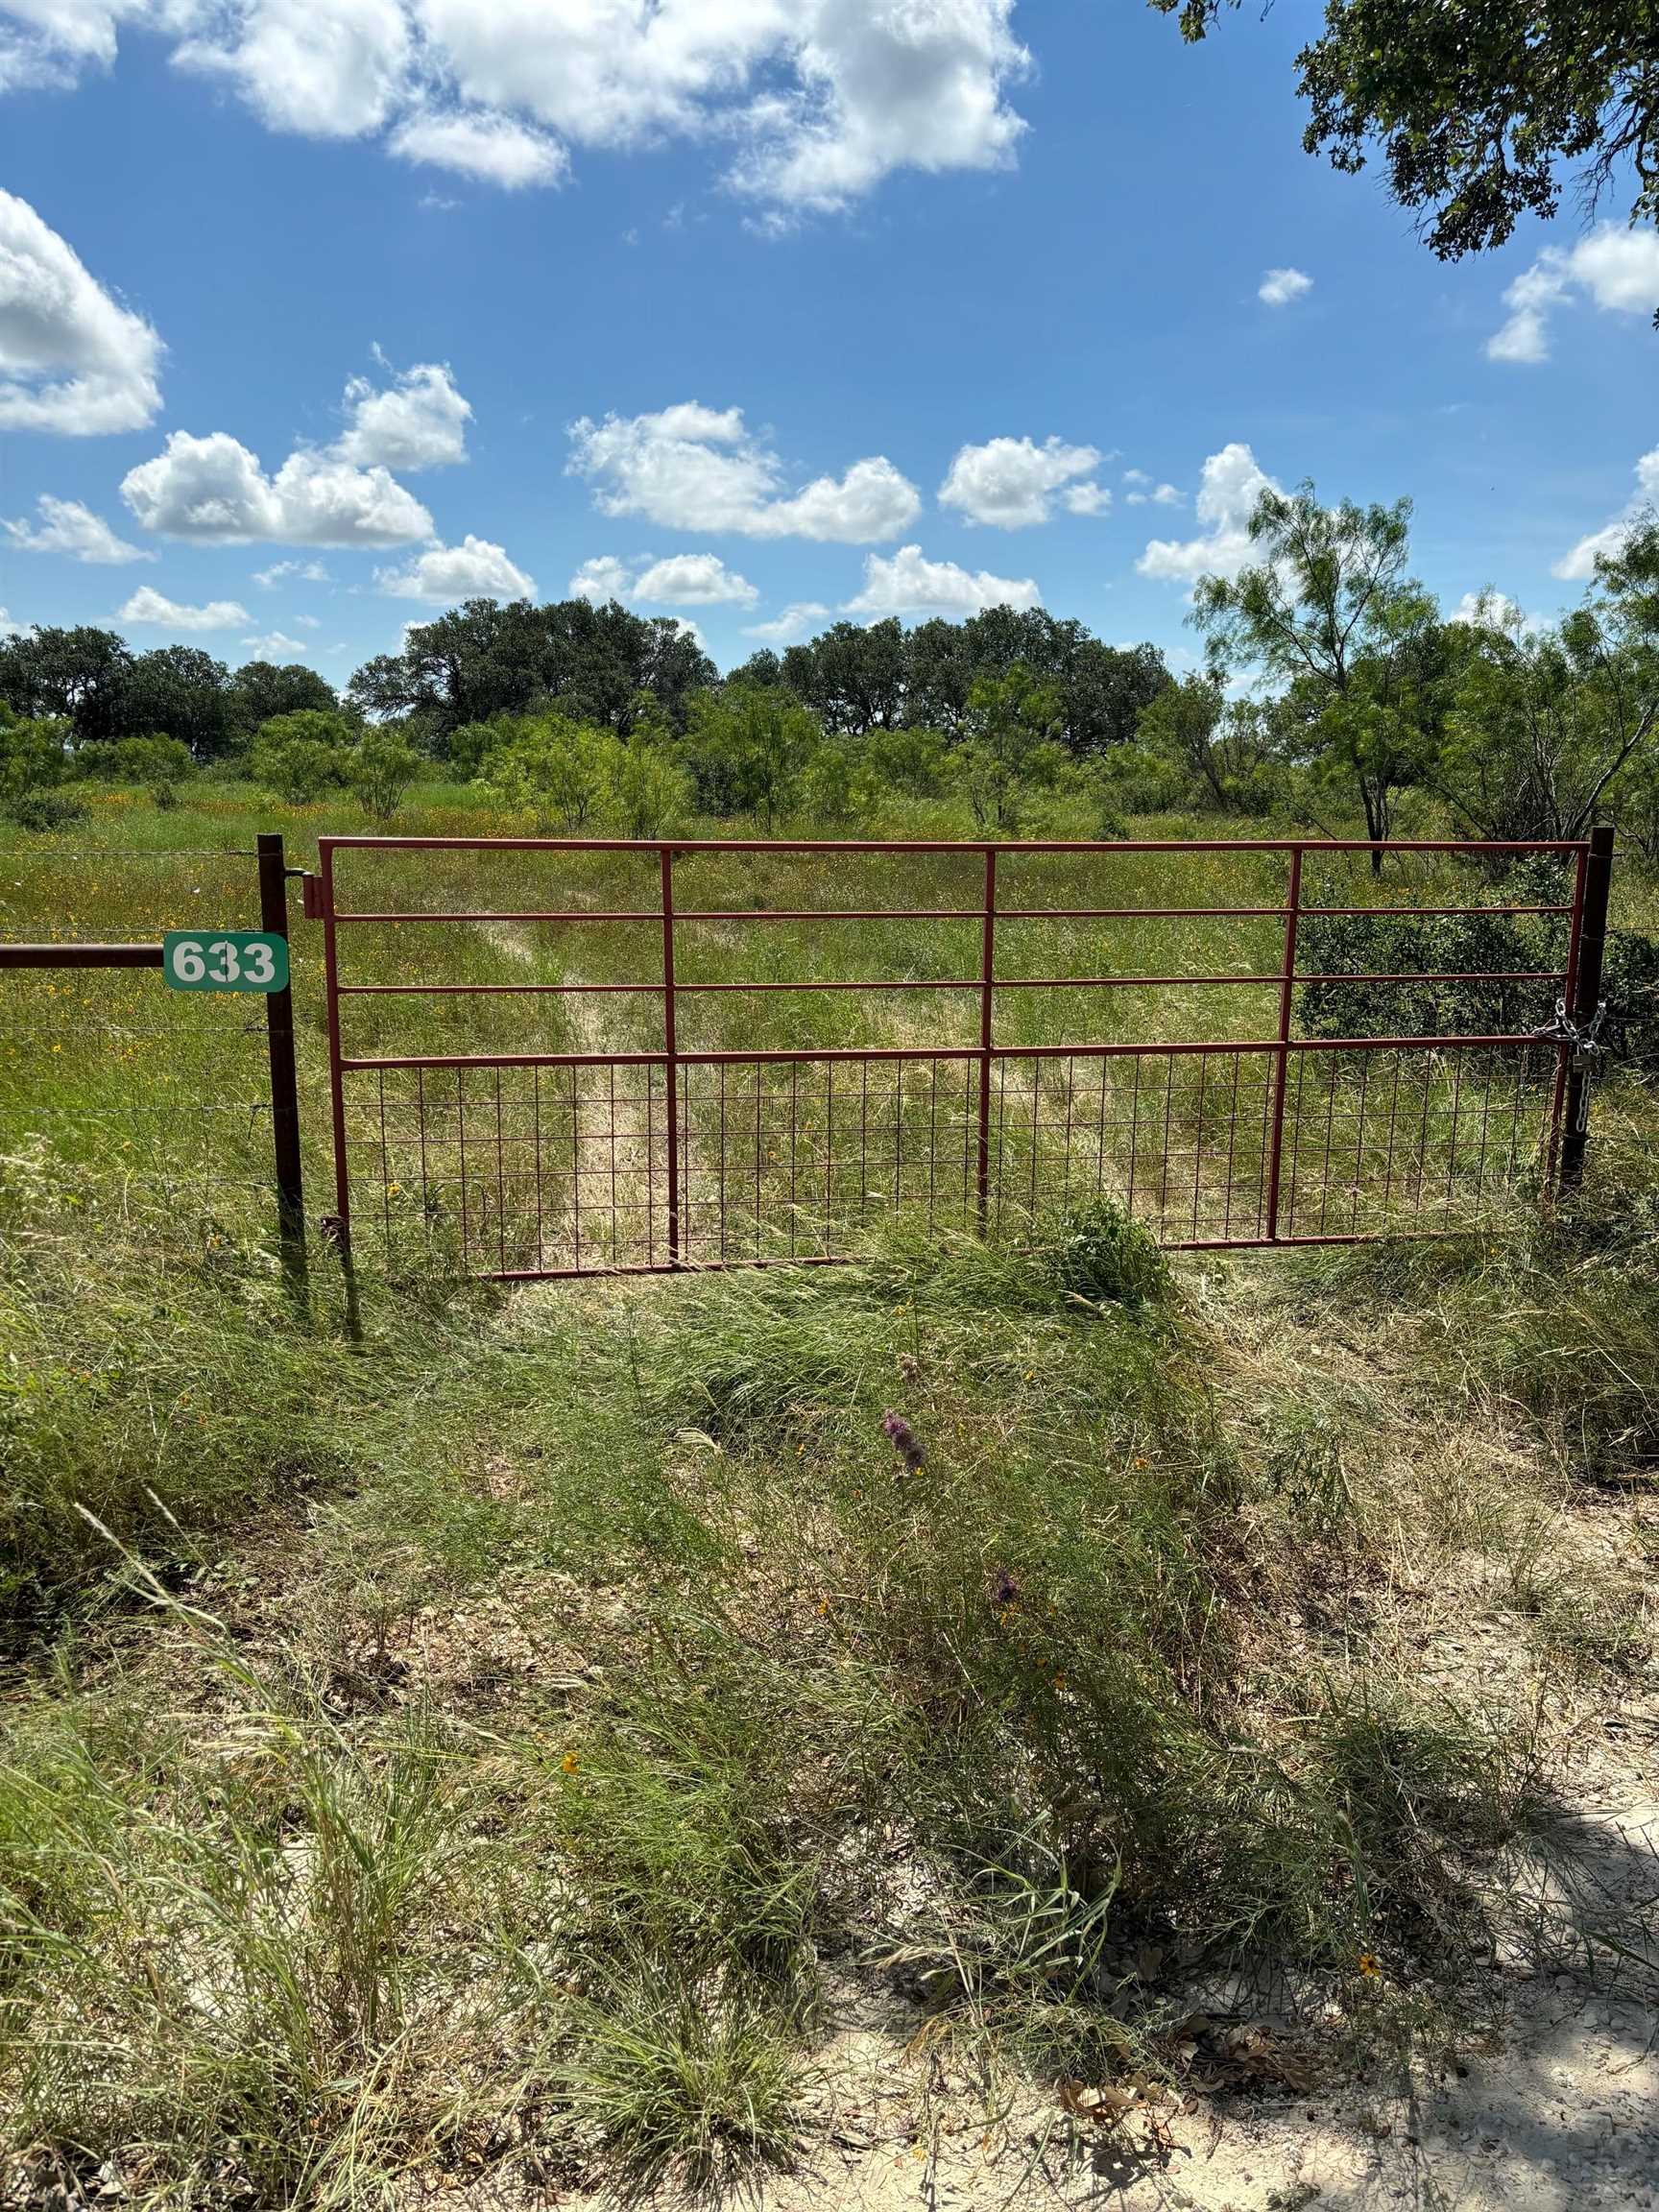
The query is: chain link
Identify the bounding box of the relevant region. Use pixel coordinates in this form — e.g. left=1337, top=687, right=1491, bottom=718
left=1533, top=997, right=1609, bottom=1071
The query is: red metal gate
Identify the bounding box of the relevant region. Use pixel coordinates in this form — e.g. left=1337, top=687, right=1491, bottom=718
left=314, top=832, right=1611, bottom=1279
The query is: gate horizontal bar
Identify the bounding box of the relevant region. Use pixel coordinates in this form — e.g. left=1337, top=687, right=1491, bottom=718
left=472, top=1229, right=1500, bottom=1281
left=1166, top=1229, right=1491, bottom=1253
left=458, top=1220, right=1523, bottom=1286
left=678, top=907, right=979, bottom=923
left=335, top=966, right=1568, bottom=1001
left=0, top=942, right=163, bottom=969
left=1302, top=903, right=1574, bottom=920
left=482, top=1253, right=861, bottom=1283
left=997, top=905, right=1288, bottom=921
left=338, top=979, right=664, bottom=996
left=338, top=1031, right=1547, bottom=1074
left=319, top=834, right=1593, bottom=855
left=335, top=909, right=661, bottom=926
left=328, top=899, right=1578, bottom=926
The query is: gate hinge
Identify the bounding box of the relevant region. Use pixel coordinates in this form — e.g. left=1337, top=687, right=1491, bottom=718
left=300, top=873, right=324, bottom=921
left=1533, top=997, right=1609, bottom=1072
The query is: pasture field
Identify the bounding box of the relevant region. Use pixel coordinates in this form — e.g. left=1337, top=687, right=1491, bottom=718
left=2, top=779, right=1656, bottom=2208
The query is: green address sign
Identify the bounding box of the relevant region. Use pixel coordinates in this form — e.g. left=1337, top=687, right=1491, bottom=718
left=163, top=930, right=290, bottom=995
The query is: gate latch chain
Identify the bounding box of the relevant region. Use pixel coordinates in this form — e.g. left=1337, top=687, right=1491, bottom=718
left=1533, top=997, right=1609, bottom=1071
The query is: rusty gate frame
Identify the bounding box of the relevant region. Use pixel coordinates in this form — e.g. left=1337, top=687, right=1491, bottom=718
left=313, top=830, right=1614, bottom=1277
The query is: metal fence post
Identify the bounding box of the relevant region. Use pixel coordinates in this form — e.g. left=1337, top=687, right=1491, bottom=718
left=1559, top=823, right=1615, bottom=1196
left=317, top=837, right=352, bottom=1254
left=1263, top=844, right=1304, bottom=1241
left=256, top=831, right=306, bottom=1287
left=661, top=843, right=682, bottom=1268
left=975, top=846, right=998, bottom=1232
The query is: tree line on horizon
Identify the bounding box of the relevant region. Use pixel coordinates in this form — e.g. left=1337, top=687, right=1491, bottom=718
left=0, top=600, right=1175, bottom=762
left=3, top=482, right=1658, bottom=865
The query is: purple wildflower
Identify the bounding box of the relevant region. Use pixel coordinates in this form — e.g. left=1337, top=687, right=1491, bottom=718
left=882, top=1408, right=926, bottom=1474
left=990, top=1567, right=1021, bottom=1608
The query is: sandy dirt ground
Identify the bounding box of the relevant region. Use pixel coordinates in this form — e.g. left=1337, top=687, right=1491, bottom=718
left=455, top=1755, right=1657, bottom=2212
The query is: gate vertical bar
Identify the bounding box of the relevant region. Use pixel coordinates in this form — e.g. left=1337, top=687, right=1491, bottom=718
left=661, top=843, right=682, bottom=1267
left=1545, top=842, right=1588, bottom=1197
left=256, top=831, right=305, bottom=1287
left=1263, top=844, right=1304, bottom=1241
left=319, top=837, right=351, bottom=1251
left=975, top=846, right=998, bottom=1232
left=1559, top=823, right=1615, bottom=1196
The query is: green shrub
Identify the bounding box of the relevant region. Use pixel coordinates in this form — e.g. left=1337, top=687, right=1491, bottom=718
left=611, top=732, right=692, bottom=838
left=248, top=709, right=356, bottom=805
left=480, top=714, right=619, bottom=830
left=104, top=733, right=194, bottom=808
left=348, top=728, right=421, bottom=825
left=1600, top=928, right=1659, bottom=1070
left=1297, top=855, right=1659, bottom=1071
left=865, top=723, right=949, bottom=796
left=445, top=718, right=504, bottom=780
left=0, top=715, right=74, bottom=826
left=682, top=685, right=819, bottom=828
left=6, top=785, right=87, bottom=831
left=1046, top=1196, right=1170, bottom=1310
left=799, top=734, right=876, bottom=828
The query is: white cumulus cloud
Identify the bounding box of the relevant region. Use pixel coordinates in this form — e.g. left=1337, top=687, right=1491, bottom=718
left=0, top=187, right=163, bottom=433
left=119, top=585, right=250, bottom=631
left=743, top=601, right=831, bottom=644
left=3, top=493, right=151, bottom=563
left=241, top=629, right=313, bottom=659
left=843, top=543, right=1040, bottom=618
left=389, top=108, right=569, bottom=187
left=253, top=557, right=331, bottom=586
left=567, top=403, right=921, bottom=541
left=568, top=555, right=634, bottom=604
left=728, top=0, right=1029, bottom=214
left=338, top=357, right=471, bottom=469
left=1552, top=447, right=1659, bottom=581
left=121, top=429, right=434, bottom=546
left=377, top=533, right=536, bottom=603
left=1136, top=443, right=1278, bottom=583
left=1488, top=224, right=1659, bottom=364
left=938, top=435, right=1104, bottom=528
left=765, top=457, right=922, bottom=541
left=631, top=552, right=758, bottom=607
left=174, top=0, right=413, bottom=138
left=567, top=550, right=758, bottom=609
left=8, top=0, right=1029, bottom=215
left=1259, top=267, right=1312, bottom=307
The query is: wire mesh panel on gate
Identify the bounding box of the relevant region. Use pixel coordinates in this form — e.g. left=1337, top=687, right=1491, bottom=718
left=349, top=1059, right=671, bottom=1277
left=316, top=834, right=1596, bottom=1279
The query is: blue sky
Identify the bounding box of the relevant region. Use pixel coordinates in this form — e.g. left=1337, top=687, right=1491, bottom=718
left=2, top=0, right=1656, bottom=682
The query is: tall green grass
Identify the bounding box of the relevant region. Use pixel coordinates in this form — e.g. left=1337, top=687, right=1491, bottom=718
left=2, top=781, right=1654, bottom=2202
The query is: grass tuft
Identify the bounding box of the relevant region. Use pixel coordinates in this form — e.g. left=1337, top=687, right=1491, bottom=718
left=560, top=1970, right=803, bottom=2194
